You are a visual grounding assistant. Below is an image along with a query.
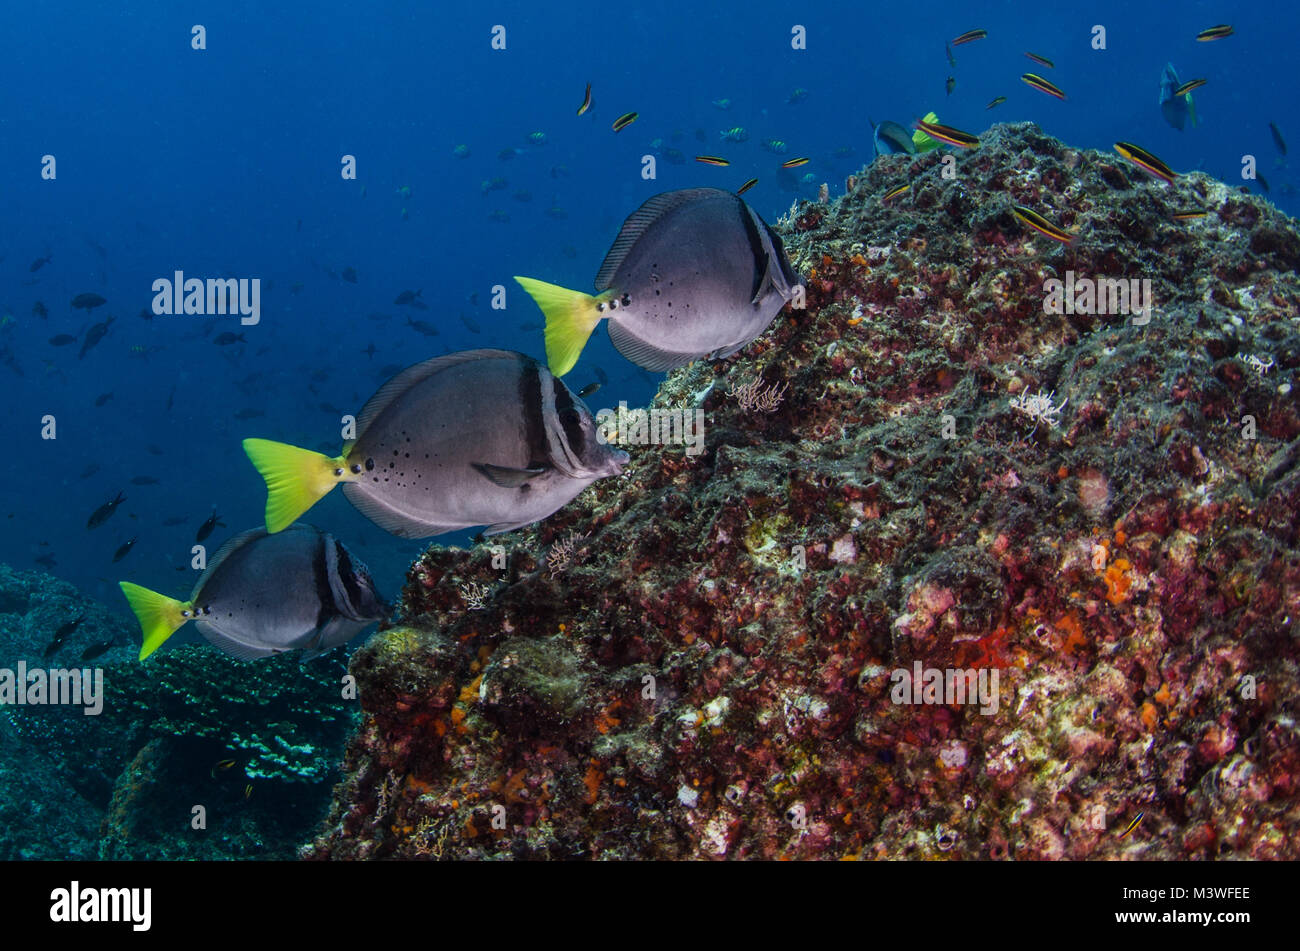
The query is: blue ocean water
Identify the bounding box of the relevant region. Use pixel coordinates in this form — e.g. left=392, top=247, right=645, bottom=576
left=2, top=0, right=1295, bottom=618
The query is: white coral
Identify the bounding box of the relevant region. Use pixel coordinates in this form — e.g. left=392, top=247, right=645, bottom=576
left=1009, top=388, right=1068, bottom=433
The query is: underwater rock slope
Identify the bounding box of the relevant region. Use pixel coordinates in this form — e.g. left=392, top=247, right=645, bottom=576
left=307, top=123, right=1300, bottom=860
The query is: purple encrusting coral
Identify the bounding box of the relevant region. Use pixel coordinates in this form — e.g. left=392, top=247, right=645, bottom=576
left=305, top=123, right=1300, bottom=860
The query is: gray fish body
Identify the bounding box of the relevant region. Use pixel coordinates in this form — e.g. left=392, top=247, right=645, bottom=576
left=873, top=120, right=916, bottom=157
left=341, top=349, right=627, bottom=537
left=597, top=189, right=797, bottom=371
left=188, top=524, right=385, bottom=661
left=71, top=292, right=106, bottom=310
left=1160, top=63, right=1187, bottom=131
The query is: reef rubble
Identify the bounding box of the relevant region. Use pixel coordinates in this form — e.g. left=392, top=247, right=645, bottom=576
left=305, top=123, right=1300, bottom=860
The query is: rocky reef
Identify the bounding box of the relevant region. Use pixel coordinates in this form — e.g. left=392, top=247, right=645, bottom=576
left=0, top=564, right=356, bottom=859
left=305, top=122, right=1300, bottom=860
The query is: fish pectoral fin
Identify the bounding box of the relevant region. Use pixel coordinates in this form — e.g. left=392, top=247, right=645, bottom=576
left=472, top=462, right=550, bottom=488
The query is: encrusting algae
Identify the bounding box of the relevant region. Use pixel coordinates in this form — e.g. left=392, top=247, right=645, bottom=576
left=304, top=123, right=1300, bottom=860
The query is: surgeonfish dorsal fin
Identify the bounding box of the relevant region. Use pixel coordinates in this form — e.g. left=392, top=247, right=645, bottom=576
left=472, top=462, right=550, bottom=488
left=193, top=524, right=275, bottom=593
left=355, top=349, right=521, bottom=436
left=594, top=188, right=726, bottom=291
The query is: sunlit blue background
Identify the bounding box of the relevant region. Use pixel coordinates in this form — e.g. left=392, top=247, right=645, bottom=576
left=1, top=0, right=1294, bottom=635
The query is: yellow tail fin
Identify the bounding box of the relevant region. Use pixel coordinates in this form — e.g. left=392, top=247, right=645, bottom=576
left=913, top=111, right=941, bottom=152
left=242, top=438, right=344, bottom=533
left=513, top=276, right=607, bottom=376
left=119, top=582, right=191, bottom=660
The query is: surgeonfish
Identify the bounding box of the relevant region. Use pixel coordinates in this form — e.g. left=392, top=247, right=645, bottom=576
left=243, top=350, right=628, bottom=538
left=1159, top=63, right=1198, bottom=131
left=872, top=120, right=917, bottom=157
left=515, top=188, right=798, bottom=375
left=119, top=523, right=386, bottom=661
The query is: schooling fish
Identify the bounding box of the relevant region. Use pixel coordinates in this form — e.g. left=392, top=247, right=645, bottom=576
left=950, top=29, right=987, bottom=45
left=1011, top=205, right=1075, bottom=244
left=120, top=523, right=387, bottom=661
left=43, top=613, right=86, bottom=658
left=612, top=112, right=638, bottom=132
left=71, top=292, right=107, bottom=311
left=1114, top=141, right=1176, bottom=184
left=406, top=317, right=440, bottom=336
left=1021, top=73, right=1066, bottom=99
left=515, top=188, right=798, bottom=375
left=1024, top=52, right=1055, bottom=69
left=243, top=350, right=628, bottom=538
left=914, top=117, right=980, bottom=149
left=79, top=640, right=119, bottom=662
left=49, top=334, right=76, bottom=347
left=197, top=509, right=225, bottom=543
left=30, top=254, right=52, bottom=272
left=945, top=76, right=956, bottom=96
left=394, top=289, right=422, bottom=306
left=577, top=82, right=593, bottom=116
left=112, top=537, right=138, bottom=563
left=88, top=492, right=126, bottom=529
left=1269, top=121, right=1287, bottom=156
left=1173, top=78, right=1207, bottom=97
left=78, top=316, right=115, bottom=359
left=33, top=301, right=48, bottom=319
left=986, top=96, right=1007, bottom=109
left=1196, top=24, right=1233, bottom=41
